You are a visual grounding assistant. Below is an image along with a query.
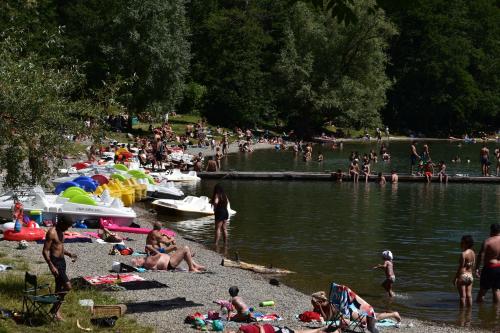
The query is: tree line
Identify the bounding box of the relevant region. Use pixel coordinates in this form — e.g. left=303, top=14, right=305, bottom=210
left=1, top=0, right=499, bottom=137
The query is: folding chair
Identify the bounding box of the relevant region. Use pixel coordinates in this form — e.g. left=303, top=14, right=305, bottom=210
left=22, top=272, right=63, bottom=325
left=327, top=283, right=378, bottom=333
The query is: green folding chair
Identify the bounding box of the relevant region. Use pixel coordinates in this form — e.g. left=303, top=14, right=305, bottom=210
left=22, top=272, right=64, bottom=325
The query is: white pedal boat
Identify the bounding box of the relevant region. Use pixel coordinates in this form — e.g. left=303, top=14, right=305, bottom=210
left=0, top=187, right=136, bottom=226
left=152, top=196, right=235, bottom=217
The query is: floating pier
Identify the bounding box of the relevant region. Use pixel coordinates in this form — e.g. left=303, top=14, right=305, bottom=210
left=199, top=171, right=500, bottom=183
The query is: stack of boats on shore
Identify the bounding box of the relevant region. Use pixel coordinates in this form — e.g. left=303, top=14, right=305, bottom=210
left=0, top=161, right=235, bottom=229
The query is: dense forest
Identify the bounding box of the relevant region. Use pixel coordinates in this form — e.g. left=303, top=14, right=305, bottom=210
left=1, top=0, right=499, bottom=136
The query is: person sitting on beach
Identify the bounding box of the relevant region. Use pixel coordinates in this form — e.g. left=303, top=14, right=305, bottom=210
left=391, top=170, right=398, bottom=184
left=310, top=290, right=401, bottom=330
left=378, top=172, right=386, bottom=185
left=145, top=222, right=177, bottom=255
left=438, top=161, right=449, bottom=183
left=231, top=324, right=334, bottom=333
left=131, top=245, right=205, bottom=272
left=228, top=286, right=253, bottom=322
left=373, top=250, right=395, bottom=297
left=311, top=291, right=335, bottom=321
left=454, top=235, right=475, bottom=307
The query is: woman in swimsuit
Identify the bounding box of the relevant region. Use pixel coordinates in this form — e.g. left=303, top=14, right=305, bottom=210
left=212, top=184, right=230, bottom=246
left=454, top=235, right=475, bottom=307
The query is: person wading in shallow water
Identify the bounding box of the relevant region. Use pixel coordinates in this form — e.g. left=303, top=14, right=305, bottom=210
left=211, top=184, right=229, bottom=246
left=42, top=216, right=77, bottom=320
left=476, top=223, right=500, bottom=304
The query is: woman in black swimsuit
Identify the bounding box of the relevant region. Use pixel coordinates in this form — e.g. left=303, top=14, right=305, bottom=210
left=211, top=184, right=230, bottom=246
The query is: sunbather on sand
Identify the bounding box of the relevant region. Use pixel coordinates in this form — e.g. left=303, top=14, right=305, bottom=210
left=145, top=222, right=177, bottom=255
left=131, top=245, right=205, bottom=272
left=229, top=324, right=336, bottom=333
left=99, top=227, right=123, bottom=243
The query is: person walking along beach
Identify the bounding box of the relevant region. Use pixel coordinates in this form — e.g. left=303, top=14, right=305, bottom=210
left=475, top=223, right=500, bottom=303
left=212, top=184, right=230, bottom=246
left=42, top=216, right=77, bottom=320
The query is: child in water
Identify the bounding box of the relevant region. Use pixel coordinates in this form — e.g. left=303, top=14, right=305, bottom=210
left=453, top=235, right=475, bottom=307
left=229, top=286, right=253, bottom=322
left=373, top=250, right=395, bottom=297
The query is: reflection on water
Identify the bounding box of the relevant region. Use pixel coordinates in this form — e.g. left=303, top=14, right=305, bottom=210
left=155, top=150, right=499, bottom=329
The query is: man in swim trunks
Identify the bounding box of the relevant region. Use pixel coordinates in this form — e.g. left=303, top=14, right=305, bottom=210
left=476, top=223, right=500, bottom=303
left=145, top=222, right=177, bottom=255
left=132, top=245, right=205, bottom=272
left=42, top=216, right=77, bottom=320
left=480, top=144, right=490, bottom=176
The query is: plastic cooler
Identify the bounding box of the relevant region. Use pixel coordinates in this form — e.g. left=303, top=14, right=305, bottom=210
left=30, top=210, right=43, bottom=225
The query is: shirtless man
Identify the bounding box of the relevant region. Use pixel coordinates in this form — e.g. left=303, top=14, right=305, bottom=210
left=145, top=222, right=177, bottom=255
left=132, top=245, right=205, bottom=272
left=42, top=217, right=77, bottom=320
left=206, top=156, right=217, bottom=172
left=476, top=223, right=500, bottom=303
left=480, top=144, right=490, bottom=176
left=391, top=170, right=398, bottom=184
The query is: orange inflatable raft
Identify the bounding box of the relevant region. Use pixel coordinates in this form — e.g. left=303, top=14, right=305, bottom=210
left=3, top=228, right=46, bottom=242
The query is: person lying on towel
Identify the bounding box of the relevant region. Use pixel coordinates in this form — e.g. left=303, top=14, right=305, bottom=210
left=131, top=245, right=204, bottom=272
left=145, top=222, right=177, bottom=255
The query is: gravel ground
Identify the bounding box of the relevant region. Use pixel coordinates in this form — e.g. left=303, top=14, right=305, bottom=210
left=0, top=206, right=491, bottom=333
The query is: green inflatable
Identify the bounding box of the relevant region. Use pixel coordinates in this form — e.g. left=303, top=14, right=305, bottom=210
left=69, top=194, right=97, bottom=206
left=61, top=187, right=87, bottom=199
left=114, top=164, right=129, bottom=172
left=111, top=173, right=127, bottom=182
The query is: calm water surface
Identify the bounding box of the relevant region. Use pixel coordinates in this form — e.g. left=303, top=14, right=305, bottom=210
left=156, top=142, right=500, bottom=329
left=222, top=140, right=499, bottom=176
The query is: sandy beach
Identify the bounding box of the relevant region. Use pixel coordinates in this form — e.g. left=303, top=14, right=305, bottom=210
left=0, top=204, right=492, bottom=333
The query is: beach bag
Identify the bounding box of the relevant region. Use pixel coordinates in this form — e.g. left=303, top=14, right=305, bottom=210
left=298, top=311, right=321, bottom=322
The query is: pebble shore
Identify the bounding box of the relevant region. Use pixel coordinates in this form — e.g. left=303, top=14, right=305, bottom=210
left=0, top=205, right=491, bottom=333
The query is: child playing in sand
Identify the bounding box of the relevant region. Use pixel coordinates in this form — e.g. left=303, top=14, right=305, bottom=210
left=373, top=250, right=395, bottom=297
left=229, top=286, right=253, bottom=322
left=453, top=235, right=475, bottom=307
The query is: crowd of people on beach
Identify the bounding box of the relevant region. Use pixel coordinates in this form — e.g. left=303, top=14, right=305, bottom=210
left=13, top=118, right=499, bottom=332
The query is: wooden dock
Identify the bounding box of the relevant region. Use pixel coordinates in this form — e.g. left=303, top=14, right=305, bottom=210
left=199, top=171, right=500, bottom=183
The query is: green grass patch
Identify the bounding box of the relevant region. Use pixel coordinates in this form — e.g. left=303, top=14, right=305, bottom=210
left=0, top=262, right=152, bottom=333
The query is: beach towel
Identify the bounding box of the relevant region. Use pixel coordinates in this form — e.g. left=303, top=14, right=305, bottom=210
left=254, top=313, right=283, bottom=322
left=36, top=231, right=92, bottom=244
left=83, top=273, right=145, bottom=285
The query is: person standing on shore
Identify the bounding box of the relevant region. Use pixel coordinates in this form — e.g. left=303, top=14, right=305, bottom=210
left=212, top=184, right=230, bottom=246
left=475, top=223, right=500, bottom=303
left=42, top=216, right=77, bottom=320
left=454, top=235, right=475, bottom=307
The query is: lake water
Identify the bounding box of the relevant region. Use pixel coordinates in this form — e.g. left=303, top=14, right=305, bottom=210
left=222, top=140, right=499, bottom=176
left=157, top=141, right=500, bottom=329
